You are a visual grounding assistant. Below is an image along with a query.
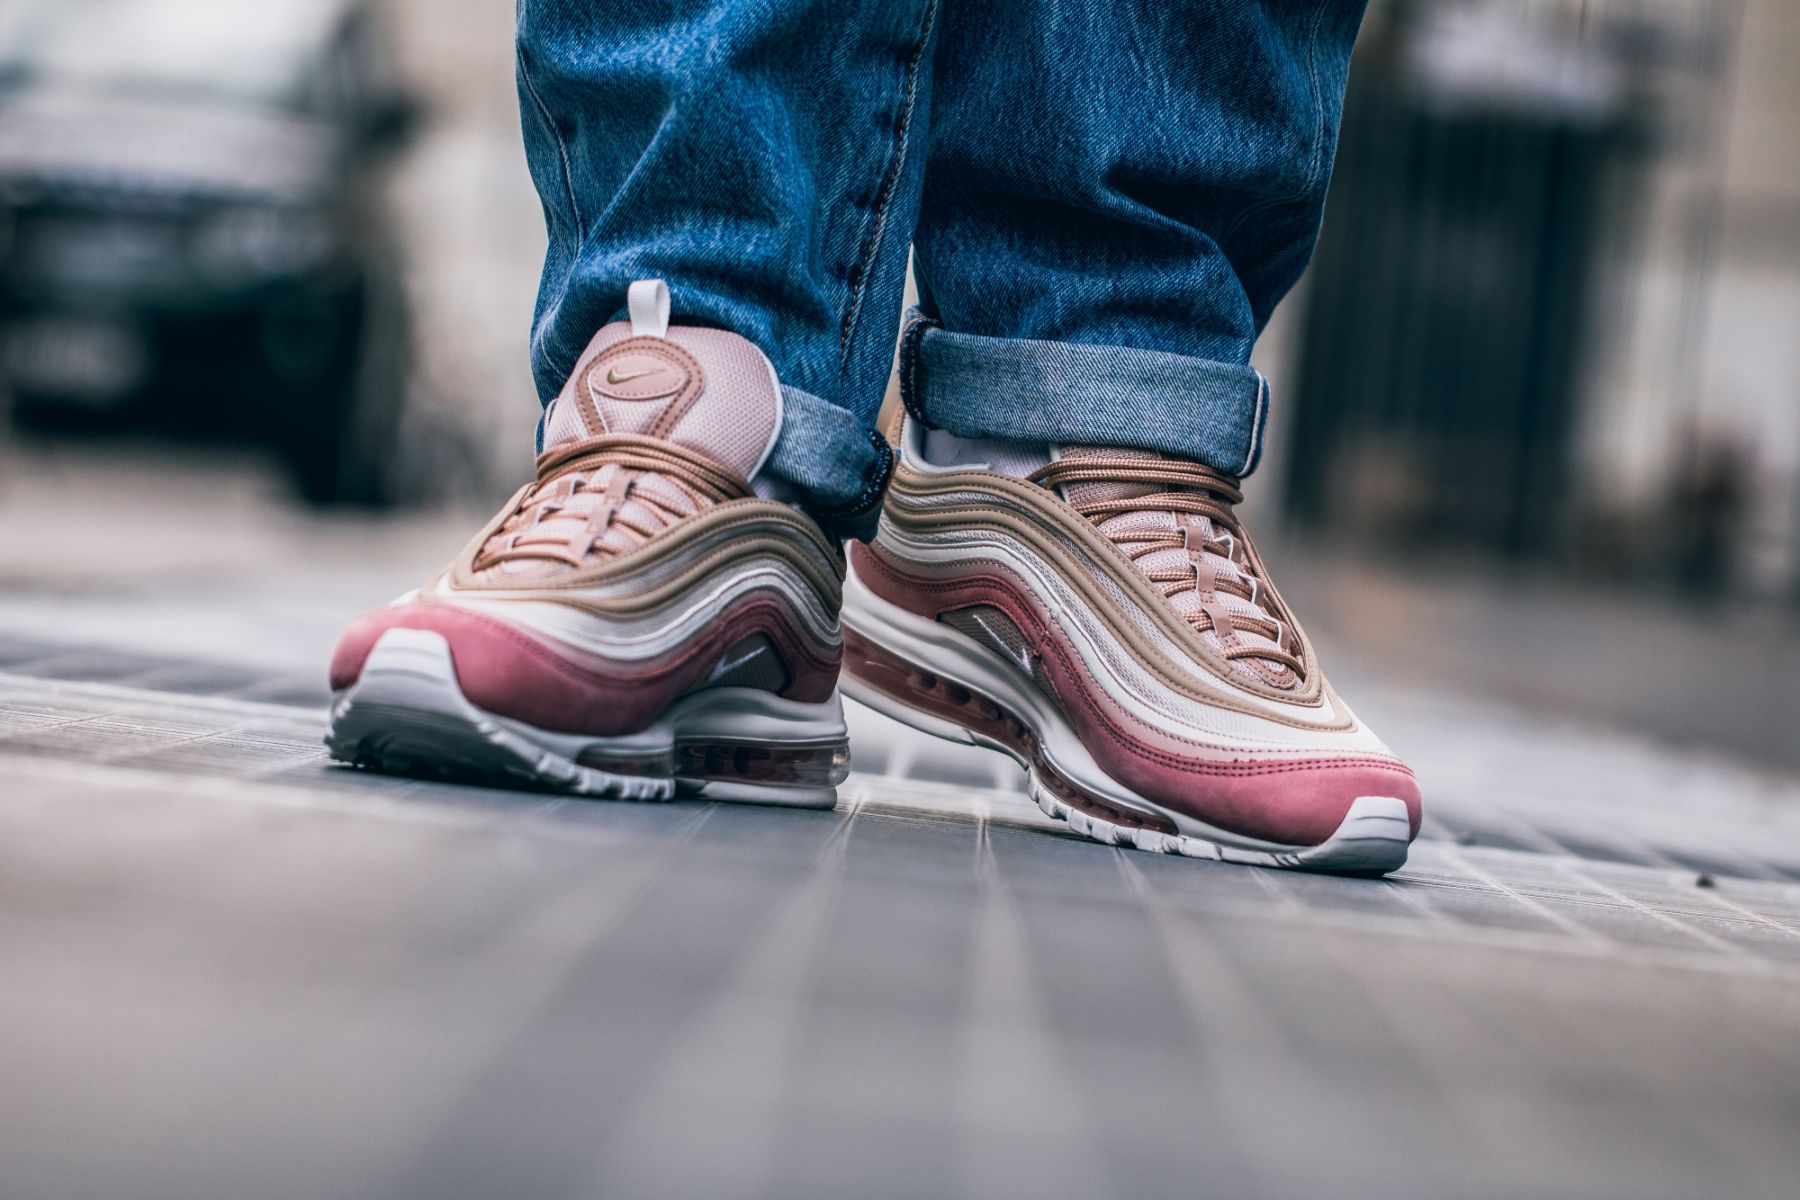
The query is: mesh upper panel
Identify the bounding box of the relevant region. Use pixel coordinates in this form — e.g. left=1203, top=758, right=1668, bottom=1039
left=939, top=605, right=1057, bottom=694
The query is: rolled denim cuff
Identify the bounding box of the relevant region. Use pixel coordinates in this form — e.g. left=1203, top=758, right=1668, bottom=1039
left=898, top=309, right=1271, bottom=477
left=765, top=384, right=894, bottom=543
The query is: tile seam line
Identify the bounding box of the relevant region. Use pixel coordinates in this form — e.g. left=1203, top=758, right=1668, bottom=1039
left=0, top=670, right=322, bottom=718
left=1554, top=859, right=1760, bottom=959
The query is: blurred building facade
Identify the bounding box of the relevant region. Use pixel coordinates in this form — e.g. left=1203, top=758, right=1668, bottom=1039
left=370, top=0, right=542, bottom=503
left=1272, top=0, right=1800, bottom=603
left=6, top=0, right=1792, bottom=604
left=374, top=0, right=1800, bottom=603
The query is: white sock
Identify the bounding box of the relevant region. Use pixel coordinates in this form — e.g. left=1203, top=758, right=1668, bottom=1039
left=918, top=429, right=1053, bottom=479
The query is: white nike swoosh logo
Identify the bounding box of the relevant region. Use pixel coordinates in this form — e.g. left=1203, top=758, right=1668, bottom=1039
left=707, top=644, right=766, bottom=682
left=606, top=366, right=661, bottom=385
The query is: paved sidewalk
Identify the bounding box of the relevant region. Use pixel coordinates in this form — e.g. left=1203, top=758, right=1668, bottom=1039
left=4, top=635, right=1800, bottom=1200
left=1, top=454, right=1798, bottom=1199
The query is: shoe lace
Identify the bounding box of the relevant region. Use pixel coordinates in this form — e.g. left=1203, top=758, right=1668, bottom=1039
left=474, top=433, right=751, bottom=571
left=1028, top=456, right=1305, bottom=682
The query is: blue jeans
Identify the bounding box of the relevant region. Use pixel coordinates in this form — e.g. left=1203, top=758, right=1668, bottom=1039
left=516, top=0, right=1367, bottom=539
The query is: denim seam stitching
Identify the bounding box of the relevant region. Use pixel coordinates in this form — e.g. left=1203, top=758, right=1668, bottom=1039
left=516, top=46, right=585, bottom=235
left=1241, top=372, right=1269, bottom=476
left=531, top=317, right=586, bottom=392
left=817, top=430, right=897, bottom=523
left=837, top=0, right=940, bottom=361
left=897, top=311, right=938, bottom=427
left=1216, top=0, right=1331, bottom=250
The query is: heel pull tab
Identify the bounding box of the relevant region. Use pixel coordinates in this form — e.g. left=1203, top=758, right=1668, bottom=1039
left=627, top=279, right=671, bottom=338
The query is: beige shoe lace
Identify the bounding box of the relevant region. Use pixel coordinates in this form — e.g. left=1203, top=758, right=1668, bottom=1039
left=1029, top=457, right=1305, bottom=682
left=474, top=434, right=750, bottom=572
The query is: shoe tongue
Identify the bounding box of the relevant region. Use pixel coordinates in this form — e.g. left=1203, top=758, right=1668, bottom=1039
left=1052, top=445, right=1169, bottom=508
left=541, top=282, right=781, bottom=481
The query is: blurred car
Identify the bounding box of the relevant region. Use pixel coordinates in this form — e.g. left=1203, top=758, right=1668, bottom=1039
left=0, top=0, right=417, bottom=503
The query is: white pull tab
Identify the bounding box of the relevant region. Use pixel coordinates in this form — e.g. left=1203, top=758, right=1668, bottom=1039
left=627, top=279, right=671, bottom=338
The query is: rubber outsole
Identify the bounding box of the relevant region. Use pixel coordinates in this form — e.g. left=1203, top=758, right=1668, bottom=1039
left=325, top=628, right=849, bottom=809
left=839, top=573, right=1412, bottom=875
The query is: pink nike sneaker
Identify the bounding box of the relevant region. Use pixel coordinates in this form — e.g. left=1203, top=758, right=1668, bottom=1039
left=326, top=281, right=849, bottom=807
left=841, top=419, right=1422, bottom=872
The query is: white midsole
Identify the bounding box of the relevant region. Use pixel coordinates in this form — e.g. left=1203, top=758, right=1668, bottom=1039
left=841, top=565, right=1364, bottom=853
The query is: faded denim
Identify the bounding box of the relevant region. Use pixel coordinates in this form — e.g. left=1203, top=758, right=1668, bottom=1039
left=516, top=0, right=1367, bottom=538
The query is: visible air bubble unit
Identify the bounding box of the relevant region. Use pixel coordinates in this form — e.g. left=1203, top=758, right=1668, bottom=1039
left=842, top=625, right=1179, bottom=836
left=577, top=740, right=850, bottom=788
left=327, top=627, right=848, bottom=809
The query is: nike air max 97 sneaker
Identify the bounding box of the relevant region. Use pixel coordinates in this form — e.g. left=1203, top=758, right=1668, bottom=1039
left=326, top=281, right=850, bottom=806
left=842, top=418, right=1421, bottom=872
